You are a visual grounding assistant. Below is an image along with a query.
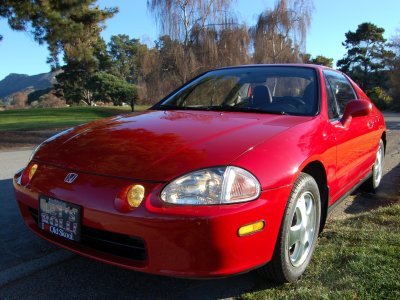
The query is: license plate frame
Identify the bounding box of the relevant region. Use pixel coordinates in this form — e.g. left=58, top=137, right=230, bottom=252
left=38, top=195, right=81, bottom=242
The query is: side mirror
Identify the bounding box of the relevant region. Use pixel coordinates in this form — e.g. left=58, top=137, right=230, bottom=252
left=341, top=99, right=372, bottom=127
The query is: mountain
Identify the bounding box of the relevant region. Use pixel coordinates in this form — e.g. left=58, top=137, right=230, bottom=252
left=0, top=70, right=61, bottom=100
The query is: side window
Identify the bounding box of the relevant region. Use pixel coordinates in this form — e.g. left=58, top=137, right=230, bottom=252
left=325, top=78, right=339, bottom=119
left=323, top=70, right=357, bottom=117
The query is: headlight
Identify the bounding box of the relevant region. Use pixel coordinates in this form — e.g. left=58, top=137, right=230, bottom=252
left=161, top=166, right=261, bottom=205
left=29, top=127, right=74, bottom=161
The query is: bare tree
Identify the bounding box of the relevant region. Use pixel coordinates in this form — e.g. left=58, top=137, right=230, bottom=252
left=217, top=26, right=251, bottom=66
left=148, top=0, right=235, bottom=47
left=148, top=0, right=236, bottom=81
left=252, top=0, right=314, bottom=63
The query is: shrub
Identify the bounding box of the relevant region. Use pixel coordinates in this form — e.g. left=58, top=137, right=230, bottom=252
left=5, top=91, right=28, bottom=109
left=31, top=93, right=66, bottom=108
left=367, top=87, right=393, bottom=110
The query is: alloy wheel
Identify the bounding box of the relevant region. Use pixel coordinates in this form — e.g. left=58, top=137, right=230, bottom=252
left=288, top=191, right=317, bottom=267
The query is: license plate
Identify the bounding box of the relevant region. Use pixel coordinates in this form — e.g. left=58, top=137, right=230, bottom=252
left=38, top=195, right=81, bottom=242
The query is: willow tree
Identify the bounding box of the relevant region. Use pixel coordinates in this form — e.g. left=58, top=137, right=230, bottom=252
left=147, top=0, right=236, bottom=81
left=252, top=0, right=314, bottom=63
left=148, top=0, right=234, bottom=47
left=217, top=26, right=251, bottom=67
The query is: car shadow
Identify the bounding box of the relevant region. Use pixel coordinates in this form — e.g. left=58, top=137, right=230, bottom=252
left=345, top=115, right=400, bottom=215
left=342, top=162, right=400, bottom=215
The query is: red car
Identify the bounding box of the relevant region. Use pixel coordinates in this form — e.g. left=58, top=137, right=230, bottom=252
left=13, top=65, right=386, bottom=283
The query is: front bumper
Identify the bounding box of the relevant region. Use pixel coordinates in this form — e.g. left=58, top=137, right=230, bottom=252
left=13, top=163, right=291, bottom=278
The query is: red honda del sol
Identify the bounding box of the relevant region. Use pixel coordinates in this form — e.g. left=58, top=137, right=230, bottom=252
left=14, top=64, right=386, bottom=282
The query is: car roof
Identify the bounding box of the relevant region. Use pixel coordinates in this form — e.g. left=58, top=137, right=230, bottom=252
left=212, top=64, right=333, bottom=72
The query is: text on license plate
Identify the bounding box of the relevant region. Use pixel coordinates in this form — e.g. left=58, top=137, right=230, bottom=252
left=38, top=195, right=81, bottom=242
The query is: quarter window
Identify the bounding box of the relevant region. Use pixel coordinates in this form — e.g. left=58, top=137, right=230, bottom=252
left=323, top=70, right=357, bottom=118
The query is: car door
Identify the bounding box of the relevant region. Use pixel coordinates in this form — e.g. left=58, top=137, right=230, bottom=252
left=323, top=70, right=376, bottom=203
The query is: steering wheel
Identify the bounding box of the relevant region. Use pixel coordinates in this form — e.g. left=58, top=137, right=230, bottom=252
left=268, top=102, right=297, bottom=112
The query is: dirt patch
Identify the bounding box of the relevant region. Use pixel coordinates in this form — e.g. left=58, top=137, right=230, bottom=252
left=0, top=129, right=65, bottom=150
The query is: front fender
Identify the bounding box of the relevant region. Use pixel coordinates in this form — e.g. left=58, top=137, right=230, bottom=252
left=232, top=116, right=335, bottom=190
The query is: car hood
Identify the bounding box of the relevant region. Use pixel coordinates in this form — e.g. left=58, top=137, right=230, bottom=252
left=35, top=110, right=311, bottom=182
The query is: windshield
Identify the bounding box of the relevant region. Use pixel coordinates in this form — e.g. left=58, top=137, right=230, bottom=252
left=153, top=66, right=318, bottom=116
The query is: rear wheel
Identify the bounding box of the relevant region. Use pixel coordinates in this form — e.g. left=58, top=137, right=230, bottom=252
left=259, top=173, right=321, bottom=283
left=364, top=139, right=384, bottom=192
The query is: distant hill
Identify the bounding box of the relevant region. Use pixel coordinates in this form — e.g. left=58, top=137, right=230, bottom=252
left=0, top=70, right=61, bottom=101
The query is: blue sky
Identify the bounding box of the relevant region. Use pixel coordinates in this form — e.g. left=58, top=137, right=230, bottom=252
left=1, top=0, right=399, bottom=80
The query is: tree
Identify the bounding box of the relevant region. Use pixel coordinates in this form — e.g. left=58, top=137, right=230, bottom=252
left=302, top=54, right=333, bottom=67
left=147, top=0, right=235, bottom=81
left=32, top=92, right=65, bottom=108
left=367, top=87, right=393, bottom=110
left=191, top=25, right=251, bottom=69
left=155, top=36, right=183, bottom=84
left=54, top=4, right=119, bottom=104
left=0, top=1, right=117, bottom=69
left=141, top=35, right=186, bottom=100
left=1, top=1, right=118, bottom=105
left=217, top=26, right=251, bottom=66
left=55, top=61, right=96, bottom=105
left=140, top=45, right=162, bottom=103
left=337, top=22, right=395, bottom=90
left=310, top=55, right=333, bottom=67
left=148, top=0, right=234, bottom=48
left=94, top=38, right=113, bottom=73
left=86, top=72, right=138, bottom=110
left=27, top=88, right=53, bottom=104
left=107, top=35, right=147, bottom=84
left=252, top=0, right=314, bottom=63
left=8, top=92, right=28, bottom=109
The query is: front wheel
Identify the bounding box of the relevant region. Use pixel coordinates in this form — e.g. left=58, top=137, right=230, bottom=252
left=259, top=173, right=321, bottom=283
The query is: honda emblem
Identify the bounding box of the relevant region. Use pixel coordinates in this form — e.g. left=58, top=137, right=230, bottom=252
left=64, top=173, right=78, bottom=184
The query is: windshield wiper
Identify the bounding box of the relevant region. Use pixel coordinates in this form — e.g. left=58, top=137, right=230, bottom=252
left=155, top=105, right=223, bottom=111
left=205, top=106, right=293, bottom=115
left=153, top=104, right=190, bottom=110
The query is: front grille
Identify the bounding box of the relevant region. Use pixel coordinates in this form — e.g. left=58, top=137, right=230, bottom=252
left=29, top=207, right=147, bottom=261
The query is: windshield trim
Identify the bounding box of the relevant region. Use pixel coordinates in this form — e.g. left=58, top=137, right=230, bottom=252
left=151, top=66, right=320, bottom=117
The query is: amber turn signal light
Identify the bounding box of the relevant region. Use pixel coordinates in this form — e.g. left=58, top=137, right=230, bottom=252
left=20, top=163, right=38, bottom=186
left=238, top=220, right=265, bottom=236
left=115, top=184, right=145, bottom=212
left=127, top=185, right=145, bottom=208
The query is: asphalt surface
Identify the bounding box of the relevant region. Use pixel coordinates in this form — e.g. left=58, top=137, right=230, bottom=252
left=0, top=150, right=258, bottom=299
left=0, top=113, right=399, bottom=299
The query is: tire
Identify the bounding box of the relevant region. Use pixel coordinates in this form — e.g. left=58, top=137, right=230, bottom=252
left=364, top=139, right=385, bottom=192
left=258, top=173, right=321, bottom=283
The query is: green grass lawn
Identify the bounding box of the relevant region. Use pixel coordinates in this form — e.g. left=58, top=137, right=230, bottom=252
left=242, top=204, right=400, bottom=299
left=0, top=106, right=149, bottom=131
